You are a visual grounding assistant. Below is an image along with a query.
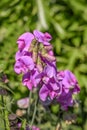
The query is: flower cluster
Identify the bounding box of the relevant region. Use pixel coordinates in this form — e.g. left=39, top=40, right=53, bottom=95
left=14, top=30, right=80, bottom=110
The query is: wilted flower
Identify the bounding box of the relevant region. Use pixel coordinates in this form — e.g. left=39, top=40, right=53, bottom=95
left=17, top=97, right=29, bottom=109
left=16, top=109, right=26, bottom=117
left=8, top=113, right=19, bottom=129
left=0, top=72, right=9, bottom=83
left=0, top=87, right=8, bottom=96
left=63, top=113, right=77, bottom=124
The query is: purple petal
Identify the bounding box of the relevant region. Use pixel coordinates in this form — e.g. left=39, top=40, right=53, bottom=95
left=15, top=50, right=32, bottom=61
left=31, top=68, right=41, bottom=87
left=22, top=72, right=33, bottom=90
left=21, top=56, right=34, bottom=70
left=14, top=61, right=22, bottom=74
left=44, top=32, right=52, bottom=41
left=43, top=41, right=50, bottom=46
left=63, top=70, right=77, bottom=87
left=33, top=30, right=52, bottom=45
left=15, top=51, right=23, bottom=61
left=33, top=30, right=44, bottom=42
left=73, top=84, right=80, bottom=94
left=49, top=91, right=56, bottom=100
left=14, top=56, right=34, bottom=74
left=39, top=84, right=49, bottom=101
left=44, top=64, right=57, bottom=78
left=57, top=92, right=74, bottom=110
left=17, top=32, right=34, bottom=51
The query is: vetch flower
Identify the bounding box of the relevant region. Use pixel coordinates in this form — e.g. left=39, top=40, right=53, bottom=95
left=57, top=70, right=80, bottom=94
left=39, top=77, right=61, bottom=102
left=44, top=63, right=57, bottom=78
left=57, top=91, right=74, bottom=110
left=17, top=32, right=34, bottom=51
left=22, top=68, right=41, bottom=90
left=33, top=30, right=52, bottom=45
left=22, top=72, right=33, bottom=90
left=15, top=50, right=32, bottom=61
left=57, top=70, right=80, bottom=110
left=14, top=30, right=80, bottom=112
left=14, top=56, right=34, bottom=74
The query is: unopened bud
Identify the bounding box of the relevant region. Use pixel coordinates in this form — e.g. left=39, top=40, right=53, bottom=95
left=45, top=45, right=53, bottom=51
left=37, top=64, right=43, bottom=72
left=44, top=54, right=56, bottom=61
left=37, top=56, right=43, bottom=72
left=16, top=109, right=26, bottom=117
left=31, top=39, right=37, bottom=46
left=32, top=51, right=38, bottom=63
left=28, top=38, right=37, bottom=52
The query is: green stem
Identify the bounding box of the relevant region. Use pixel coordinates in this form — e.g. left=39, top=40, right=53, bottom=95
left=4, top=110, right=10, bottom=130
left=1, top=96, right=10, bottom=130
left=1, top=95, right=6, bottom=129
left=27, top=91, right=32, bottom=123
left=56, top=109, right=62, bottom=130
left=30, top=94, right=38, bottom=130
left=20, top=119, right=26, bottom=130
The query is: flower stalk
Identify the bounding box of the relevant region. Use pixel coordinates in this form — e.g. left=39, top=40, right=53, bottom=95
left=30, top=93, right=38, bottom=129
left=27, top=90, right=32, bottom=123
left=1, top=95, right=10, bottom=130
left=20, top=119, right=27, bottom=130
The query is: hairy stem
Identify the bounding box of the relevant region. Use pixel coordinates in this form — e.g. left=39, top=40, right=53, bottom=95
left=1, top=96, right=10, bottom=130
left=27, top=91, right=32, bottom=123
left=56, top=109, right=62, bottom=130
left=30, top=94, right=38, bottom=130
left=1, top=95, right=6, bottom=129
left=4, top=110, right=10, bottom=130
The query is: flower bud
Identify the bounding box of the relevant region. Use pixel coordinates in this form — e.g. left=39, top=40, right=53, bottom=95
left=43, top=53, right=56, bottom=61
left=37, top=56, right=43, bottom=72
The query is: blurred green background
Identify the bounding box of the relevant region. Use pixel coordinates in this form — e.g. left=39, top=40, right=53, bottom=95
left=0, top=0, right=87, bottom=129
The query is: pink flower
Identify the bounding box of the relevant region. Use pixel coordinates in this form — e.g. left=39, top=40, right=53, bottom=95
left=15, top=50, right=31, bottom=61
left=57, top=91, right=74, bottom=110
left=57, top=70, right=80, bottom=110
left=22, top=68, right=41, bottom=90
left=17, top=32, right=34, bottom=51
left=33, top=30, right=52, bottom=45
left=39, top=78, right=61, bottom=102
left=32, top=126, right=40, bottom=130
left=14, top=30, right=80, bottom=111
left=57, top=70, right=80, bottom=93
left=14, top=56, right=34, bottom=74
